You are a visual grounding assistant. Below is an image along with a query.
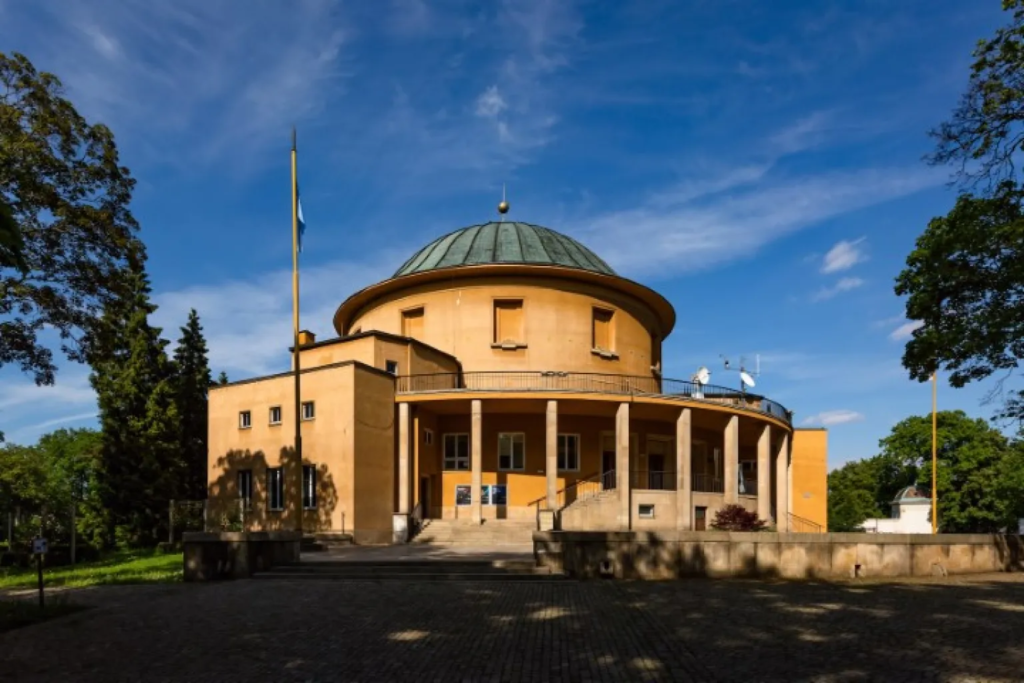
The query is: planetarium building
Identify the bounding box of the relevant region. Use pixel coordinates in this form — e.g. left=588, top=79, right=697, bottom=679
left=207, top=221, right=827, bottom=544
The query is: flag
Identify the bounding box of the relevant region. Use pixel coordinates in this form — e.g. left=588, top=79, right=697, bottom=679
left=296, top=184, right=306, bottom=253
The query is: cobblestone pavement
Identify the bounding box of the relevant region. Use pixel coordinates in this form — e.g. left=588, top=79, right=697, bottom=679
left=1, top=574, right=1023, bottom=682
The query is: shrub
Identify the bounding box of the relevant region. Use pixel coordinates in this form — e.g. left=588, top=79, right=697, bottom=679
left=710, top=504, right=769, bottom=531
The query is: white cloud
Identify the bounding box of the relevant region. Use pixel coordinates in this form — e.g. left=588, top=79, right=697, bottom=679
left=801, top=410, right=865, bottom=426
left=0, top=371, right=95, bottom=412
left=475, top=86, right=507, bottom=118
left=574, top=163, right=940, bottom=278
left=889, top=320, right=924, bottom=341
left=6, top=412, right=98, bottom=442
left=821, top=237, right=867, bottom=273
left=812, top=276, right=865, bottom=302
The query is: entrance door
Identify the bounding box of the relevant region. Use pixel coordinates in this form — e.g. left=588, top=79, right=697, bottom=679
left=601, top=434, right=616, bottom=489
left=647, top=438, right=669, bottom=490
left=419, top=477, right=430, bottom=518
left=695, top=506, right=707, bottom=531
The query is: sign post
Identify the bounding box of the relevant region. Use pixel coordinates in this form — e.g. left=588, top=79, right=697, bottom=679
left=32, top=537, right=47, bottom=608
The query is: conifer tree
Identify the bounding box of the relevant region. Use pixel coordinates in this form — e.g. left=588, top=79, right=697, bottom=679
left=90, top=267, right=181, bottom=546
left=172, top=309, right=212, bottom=501
left=216, top=371, right=229, bottom=386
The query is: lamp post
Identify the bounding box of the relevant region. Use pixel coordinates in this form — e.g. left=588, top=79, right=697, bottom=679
left=931, top=370, right=938, bottom=534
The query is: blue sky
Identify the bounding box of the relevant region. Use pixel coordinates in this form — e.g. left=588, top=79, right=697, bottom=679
left=0, top=0, right=1014, bottom=468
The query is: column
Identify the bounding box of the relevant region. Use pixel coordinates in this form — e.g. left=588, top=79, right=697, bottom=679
left=546, top=401, right=558, bottom=510
left=393, top=402, right=411, bottom=543
left=616, top=402, right=630, bottom=529
left=471, top=399, right=483, bottom=524
left=757, top=423, right=771, bottom=521
left=676, top=408, right=692, bottom=531
left=724, top=415, right=739, bottom=503
left=776, top=432, right=790, bottom=532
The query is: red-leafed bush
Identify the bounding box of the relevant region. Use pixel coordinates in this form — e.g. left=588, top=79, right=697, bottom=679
left=710, top=504, right=769, bottom=531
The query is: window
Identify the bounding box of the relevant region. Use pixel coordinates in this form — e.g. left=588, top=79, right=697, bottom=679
left=443, top=434, right=470, bottom=471
left=267, top=468, right=284, bottom=511
left=237, top=470, right=253, bottom=509
left=269, top=406, right=282, bottom=425
left=424, top=428, right=434, bottom=446
left=302, top=465, right=317, bottom=509
left=493, top=299, right=524, bottom=346
left=386, top=360, right=399, bottom=375
left=302, top=401, right=315, bottom=420
left=639, top=504, right=655, bottom=519
left=498, top=432, right=525, bottom=471
left=592, top=307, right=614, bottom=352
left=557, top=434, right=580, bottom=471
left=401, top=307, right=424, bottom=338
left=239, top=411, right=251, bottom=429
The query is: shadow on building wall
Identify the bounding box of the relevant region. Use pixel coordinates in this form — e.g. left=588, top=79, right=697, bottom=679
left=209, top=447, right=338, bottom=532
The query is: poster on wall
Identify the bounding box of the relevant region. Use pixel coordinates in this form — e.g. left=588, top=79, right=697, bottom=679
left=455, top=485, right=471, bottom=506
left=490, top=484, right=508, bottom=506
left=481, top=485, right=491, bottom=506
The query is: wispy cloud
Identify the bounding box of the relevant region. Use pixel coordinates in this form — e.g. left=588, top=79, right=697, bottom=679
left=889, top=320, right=924, bottom=341
left=812, top=276, right=865, bottom=302
left=821, top=237, right=867, bottom=273
left=802, top=409, right=865, bottom=426
left=6, top=412, right=98, bottom=442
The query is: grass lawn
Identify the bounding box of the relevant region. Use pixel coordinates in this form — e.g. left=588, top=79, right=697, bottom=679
left=0, top=598, right=88, bottom=632
left=0, top=551, right=183, bottom=590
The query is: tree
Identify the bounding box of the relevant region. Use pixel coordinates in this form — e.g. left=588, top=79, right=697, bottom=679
left=709, top=504, right=768, bottom=531
left=90, top=267, right=181, bottom=546
left=1, top=51, right=143, bottom=387
left=37, top=428, right=105, bottom=546
left=880, top=411, right=1014, bottom=533
left=216, top=371, right=229, bottom=386
left=0, top=198, right=27, bottom=274
left=172, top=309, right=212, bottom=501
left=827, top=457, right=888, bottom=532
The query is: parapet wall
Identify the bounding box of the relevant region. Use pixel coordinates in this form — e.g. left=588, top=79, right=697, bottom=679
left=533, top=531, right=1024, bottom=580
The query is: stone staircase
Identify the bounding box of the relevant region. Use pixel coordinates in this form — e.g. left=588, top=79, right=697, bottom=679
left=558, top=489, right=620, bottom=530
left=410, top=518, right=537, bottom=546
left=254, top=558, right=566, bottom=582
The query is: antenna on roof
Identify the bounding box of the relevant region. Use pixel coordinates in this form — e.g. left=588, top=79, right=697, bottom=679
left=497, top=183, right=510, bottom=222
left=719, top=354, right=761, bottom=402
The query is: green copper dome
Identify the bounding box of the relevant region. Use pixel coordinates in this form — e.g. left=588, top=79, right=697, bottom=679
left=393, top=222, right=617, bottom=278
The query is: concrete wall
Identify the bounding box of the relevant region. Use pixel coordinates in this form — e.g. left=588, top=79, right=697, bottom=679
left=344, top=275, right=662, bottom=377
left=182, top=531, right=300, bottom=581
left=534, top=530, right=1024, bottom=580
left=352, top=366, right=398, bottom=544
left=791, top=428, right=827, bottom=530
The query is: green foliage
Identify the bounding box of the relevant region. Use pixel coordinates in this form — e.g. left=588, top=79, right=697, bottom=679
left=90, top=268, right=181, bottom=547
left=0, top=198, right=26, bottom=274
left=709, top=504, right=768, bottom=531
left=216, top=371, right=229, bottom=386
left=828, top=411, right=1021, bottom=533
left=895, top=185, right=1024, bottom=425
left=0, top=51, right=143, bottom=387
left=172, top=309, right=212, bottom=500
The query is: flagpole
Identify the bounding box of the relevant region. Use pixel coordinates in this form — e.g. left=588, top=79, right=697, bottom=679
left=931, top=370, right=937, bottom=534
left=291, top=127, right=303, bottom=536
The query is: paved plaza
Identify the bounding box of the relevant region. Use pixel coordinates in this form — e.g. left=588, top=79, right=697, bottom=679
left=1, top=573, right=1023, bottom=682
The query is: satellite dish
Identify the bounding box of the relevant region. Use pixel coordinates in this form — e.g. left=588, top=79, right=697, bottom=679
left=740, top=371, right=756, bottom=388
left=695, top=366, right=710, bottom=385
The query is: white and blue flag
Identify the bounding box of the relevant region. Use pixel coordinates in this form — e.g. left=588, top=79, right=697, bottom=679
left=297, top=185, right=307, bottom=253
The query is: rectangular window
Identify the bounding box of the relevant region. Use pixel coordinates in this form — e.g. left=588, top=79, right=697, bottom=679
left=401, top=307, right=424, bottom=338
left=443, top=433, right=470, bottom=471
left=557, top=434, right=580, bottom=471
left=424, top=428, right=434, bottom=446
left=302, top=465, right=317, bottom=509
left=269, top=406, right=282, bottom=425
left=639, top=504, right=655, bottom=519
left=386, top=360, right=399, bottom=375
left=498, top=432, right=526, bottom=471
left=302, top=401, right=315, bottom=421
left=239, top=411, right=251, bottom=429
left=267, top=467, right=284, bottom=511
left=493, top=299, right=524, bottom=346
left=237, top=470, right=253, bottom=509
left=592, top=307, right=614, bottom=352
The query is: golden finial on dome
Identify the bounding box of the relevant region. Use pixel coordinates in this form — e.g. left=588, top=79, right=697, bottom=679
left=497, top=183, right=509, bottom=220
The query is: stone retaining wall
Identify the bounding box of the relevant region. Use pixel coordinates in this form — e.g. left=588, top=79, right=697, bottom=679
left=183, top=531, right=301, bottom=581
left=533, top=530, right=1024, bottom=580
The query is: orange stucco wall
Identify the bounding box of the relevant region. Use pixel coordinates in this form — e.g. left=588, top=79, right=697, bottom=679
left=293, top=334, right=459, bottom=376
left=344, top=275, right=662, bottom=377
left=791, top=428, right=828, bottom=530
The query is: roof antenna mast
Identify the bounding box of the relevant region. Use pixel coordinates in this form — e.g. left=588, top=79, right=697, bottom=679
left=498, top=183, right=510, bottom=222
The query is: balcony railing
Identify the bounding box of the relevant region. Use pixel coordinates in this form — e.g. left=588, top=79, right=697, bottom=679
left=631, top=470, right=676, bottom=491
left=396, top=371, right=791, bottom=423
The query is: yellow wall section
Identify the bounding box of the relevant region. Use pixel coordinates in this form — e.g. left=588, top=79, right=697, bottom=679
left=791, top=428, right=828, bottom=530
left=345, top=275, right=662, bottom=376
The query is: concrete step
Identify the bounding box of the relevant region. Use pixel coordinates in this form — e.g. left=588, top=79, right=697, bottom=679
left=254, top=560, right=568, bottom=582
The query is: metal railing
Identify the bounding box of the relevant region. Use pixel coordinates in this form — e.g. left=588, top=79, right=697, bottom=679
left=396, top=371, right=791, bottom=423
left=788, top=512, right=823, bottom=533
left=528, top=470, right=617, bottom=529
left=630, top=470, right=676, bottom=491
left=692, top=473, right=724, bottom=493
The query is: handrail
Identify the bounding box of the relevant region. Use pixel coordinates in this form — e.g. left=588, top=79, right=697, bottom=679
left=527, top=471, right=602, bottom=510
left=395, top=371, right=792, bottom=424
left=788, top=512, right=822, bottom=533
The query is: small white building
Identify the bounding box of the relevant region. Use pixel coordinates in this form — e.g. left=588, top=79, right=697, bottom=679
left=860, top=486, right=933, bottom=534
